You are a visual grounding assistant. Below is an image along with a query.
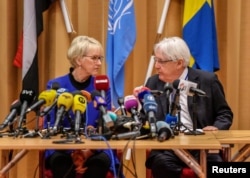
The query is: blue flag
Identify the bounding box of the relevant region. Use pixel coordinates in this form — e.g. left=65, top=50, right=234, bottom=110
left=106, top=0, right=136, bottom=107
left=183, top=0, right=219, bottom=72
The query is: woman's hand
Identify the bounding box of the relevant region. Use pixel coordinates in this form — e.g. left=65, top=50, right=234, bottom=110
left=75, top=166, right=88, bottom=174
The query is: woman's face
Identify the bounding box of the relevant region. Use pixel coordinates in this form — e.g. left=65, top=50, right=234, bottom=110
left=79, top=48, right=103, bottom=76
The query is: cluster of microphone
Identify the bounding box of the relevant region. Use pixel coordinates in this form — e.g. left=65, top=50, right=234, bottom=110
left=0, top=75, right=206, bottom=141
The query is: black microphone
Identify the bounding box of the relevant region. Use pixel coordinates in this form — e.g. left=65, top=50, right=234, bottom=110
left=117, top=97, right=127, bottom=116
left=156, top=121, right=173, bottom=142
left=164, top=82, right=173, bottom=99
left=173, top=79, right=206, bottom=96
left=17, top=89, right=36, bottom=129
left=164, top=82, right=173, bottom=115
left=169, top=88, right=180, bottom=117
left=111, top=130, right=140, bottom=140
left=0, top=100, right=21, bottom=130
left=150, top=90, right=163, bottom=96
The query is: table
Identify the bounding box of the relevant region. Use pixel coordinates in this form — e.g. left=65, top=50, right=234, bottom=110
left=0, top=132, right=221, bottom=178
left=212, top=130, right=250, bottom=162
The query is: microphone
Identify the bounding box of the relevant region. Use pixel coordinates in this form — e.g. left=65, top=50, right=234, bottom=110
left=91, top=90, right=114, bottom=129
left=150, top=90, right=163, bottom=96
left=137, top=87, right=151, bottom=104
left=170, top=88, right=180, bottom=117
left=133, top=86, right=150, bottom=97
left=51, top=82, right=61, bottom=90
left=117, top=97, right=127, bottom=116
left=40, top=88, right=68, bottom=117
left=72, top=93, right=87, bottom=136
left=111, top=130, right=140, bottom=140
left=17, top=89, right=36, bottom=129
left=26, top=89, right=57, bottom=113
left=0, top=100, right=21, bottom=130
left=164, top=82, right=173, bottom=99
left=165, top=114, right=178, bottom=131
left=107, top=111, right=118, bottom=122
left=133, top=86, right=163, bottom=104
left=143, top=93, right=157, bottom=137
left=165, top=86, right=180, bottom=130
left=124, top=95, right=140, bottom=124
left=52, top=92, right=73, bottom=132
left=173, top=79, right=206, bottom=96
left=80, top=90, right=91, bottom=102
left=94, top=75, right=110, bottom=98
left=156, top=121, right=173, bottom=142
left=164, top=82, right=173, bottom=115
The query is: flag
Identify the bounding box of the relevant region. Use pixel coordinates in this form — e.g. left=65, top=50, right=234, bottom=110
left=13, top=0, right=52, bottom=95
left=106, top=0, right=136, bottom=107
left=182, top=0, right=219, bottom=72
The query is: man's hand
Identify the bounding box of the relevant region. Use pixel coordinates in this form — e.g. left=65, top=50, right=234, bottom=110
left=203, top=126, right=218, bottom=131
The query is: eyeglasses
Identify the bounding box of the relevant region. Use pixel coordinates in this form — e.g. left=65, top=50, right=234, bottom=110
left=83, top=55, right=104, bottom=62
left=153, top=56, right=173, bottom=65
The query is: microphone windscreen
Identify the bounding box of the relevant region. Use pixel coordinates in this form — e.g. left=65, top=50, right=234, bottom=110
left=107, top=111, right=117, bottom=121
left=57, top=92, right=73, bottom=111
left=90, top=90, right=107, bottom=108
left=94, top=75, right=110, bottom=91
left=156, top=121, right=172, bottom=141
left=19, top=89, right=36, bottom=105
left=165, top=114, right=177, bottom=129
left=72, top=94, right=87, bottom=113
left=172, top=79, right=180, bottom=90
left=137, top=90, right=151, bottom=103
left=51, top=82, right=60, bottom=90
left=91, top=90, right=102, bottom=100
left=81, top=90, right=91, bottom=102
left=124, top=95, right=138, bottom=111
left=164, top=82, right=173, bottom=92
left=38, top=90, right=57, bottom=106
left=143, top=93, right=157, bottom=113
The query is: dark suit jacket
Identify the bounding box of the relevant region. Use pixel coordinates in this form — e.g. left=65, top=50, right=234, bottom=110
left=145, top=67, right=233, bottom=130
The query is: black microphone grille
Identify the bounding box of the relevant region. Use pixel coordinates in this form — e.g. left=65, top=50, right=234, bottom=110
left=51, top=82, right=60, bottom=90
left=172, top=79, right=180, bottom=90
left=90, top=90, right=102, bottom=100
left=164, top=82, right=173, bottom=92
left=19, top=89, right=36, bottom=104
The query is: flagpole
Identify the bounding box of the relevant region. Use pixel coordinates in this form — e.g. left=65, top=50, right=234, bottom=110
left=59, top=0, right=75, bottom=33
left=144, top=0, right=171, bottom=85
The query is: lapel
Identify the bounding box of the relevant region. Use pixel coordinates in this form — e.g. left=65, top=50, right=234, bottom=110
left=153, top=78, right=168, bottom=115
left=186, top=68, right=201, bottom=120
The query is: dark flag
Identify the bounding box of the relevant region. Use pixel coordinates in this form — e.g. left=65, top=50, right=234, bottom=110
left=13, top=0, right=53, bottom=95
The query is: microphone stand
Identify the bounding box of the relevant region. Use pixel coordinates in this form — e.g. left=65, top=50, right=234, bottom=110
left=184, top=94, right=204, bottom=135
left=166, top=93, right=170, bottom=115
left=171, top=90, right=192, bottom=135
left=175, top=104, right=193, bottom=135
left=23, top=110, right=43, bottom=138
left=14, top=115, right=28, bottom=138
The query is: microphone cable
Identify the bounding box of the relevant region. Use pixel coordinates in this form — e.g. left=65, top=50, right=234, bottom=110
left=120, top=136, right=138, bottom=178
left=84, top=108, right=118, bottom=178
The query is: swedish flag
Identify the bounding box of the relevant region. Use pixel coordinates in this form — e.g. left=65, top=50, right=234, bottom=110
left=183, top=0, right=219, bottom=72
